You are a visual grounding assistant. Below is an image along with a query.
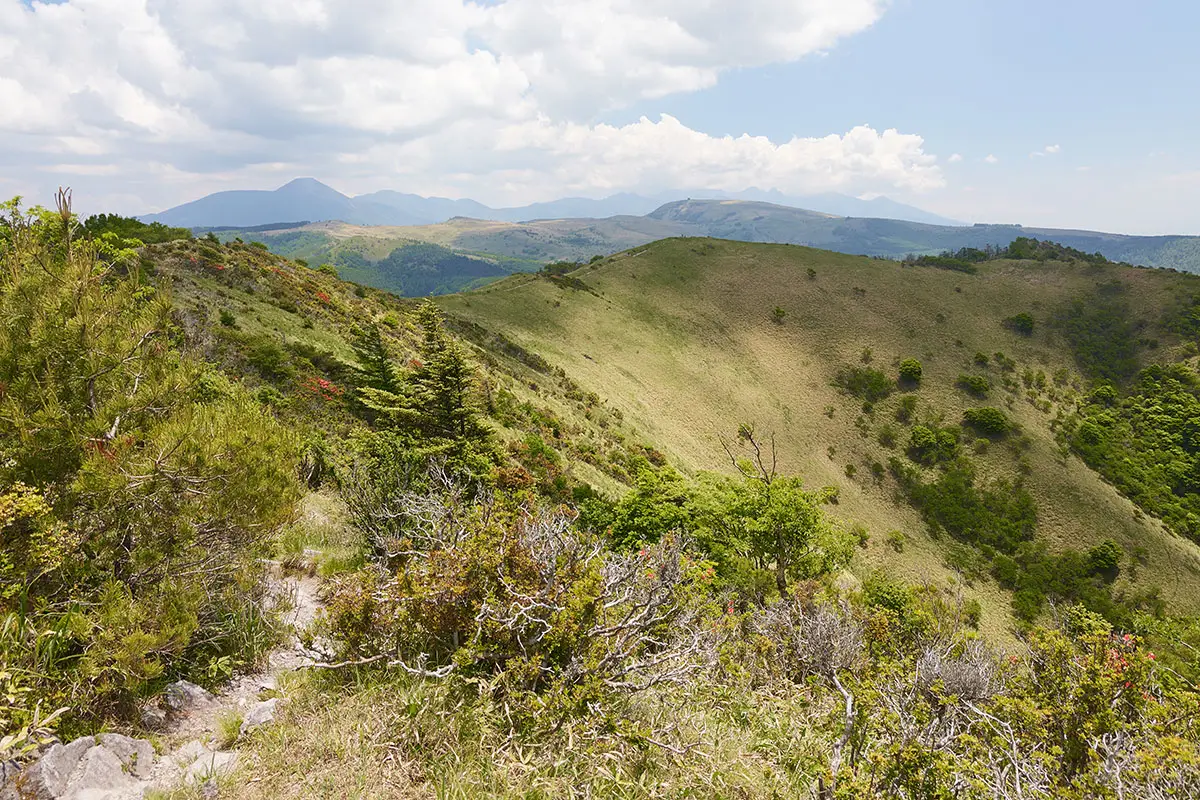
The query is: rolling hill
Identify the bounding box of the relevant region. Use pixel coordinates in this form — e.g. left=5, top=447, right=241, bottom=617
left=229, top=199, right=1200, bottom=297
left=439, top=237, right=1200, bottom=624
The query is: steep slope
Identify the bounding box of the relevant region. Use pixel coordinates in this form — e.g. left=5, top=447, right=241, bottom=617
left=439, top=238, right=1200, bottom=615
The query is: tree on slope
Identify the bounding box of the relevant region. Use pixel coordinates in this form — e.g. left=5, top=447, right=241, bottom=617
left=712, top=424, right=851, bottom=595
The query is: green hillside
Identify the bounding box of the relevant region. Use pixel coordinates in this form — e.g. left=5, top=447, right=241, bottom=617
left=237, top=202, right=1200, bottom=297
left=6, top=205, right=1200, bottom=799
left=440, top=237, right=1200, bottom=619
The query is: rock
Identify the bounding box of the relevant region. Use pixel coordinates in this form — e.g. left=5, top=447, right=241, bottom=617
left=95, top=735, right=153, bottom=780
left=239, top=698, right=279, bottom=736
left=1, top=760, right=25, bottom=800
left=64, top=746, right=140, bottom=799
left=8, top=734, right=156, bottom=799
left=186, top=751, right=238, bottom=784
left=20, top=736, right=92, bottom=797
left=139, top=705, right=168, bottom=732
left=164, top=680, right=217, bottom=713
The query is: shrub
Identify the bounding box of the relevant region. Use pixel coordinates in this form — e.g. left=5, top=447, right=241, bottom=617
left=0, top=198, right=300, bottom=732
left=1087, top=539, right=1122, bottom=578
left=1056, top=290, right=1141, bottom=384
left=898, top=358, right=923, bottom=385
left=907, top=424, right=960, bottom=465
left=320, top=501, right=723, bottom=730
left=877, top=425, right=898, bottom=449
left=1004, top=312, right=1035, bottom=336
left=973, top=352, right=989, bottom=367
left=963, top=407, right=1010, bottom=437
left=957, top=374, right=991, bottom=398
left=834, top=365, right=895, bottom=403
left=891, top=461, right=1036, bottom=555
left=771, top=306, right=786, bottom=324
left=895, top=395, right=918, bottom=424
left=886, top=530, right=906, bottom=552
left=219, top=309, right=236, bottom=327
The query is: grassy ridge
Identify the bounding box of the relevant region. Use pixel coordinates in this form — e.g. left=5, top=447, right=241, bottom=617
left=439, top=237, right=1200, bottom=617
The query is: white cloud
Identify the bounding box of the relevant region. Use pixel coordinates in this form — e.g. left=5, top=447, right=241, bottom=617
left=0, top=0, right=943, bottom=211
left=1030, top=144, right=1062, bottom=158
left=948, top=153, right=963, bottom=163
left=984, top=154, right=999, bottom=164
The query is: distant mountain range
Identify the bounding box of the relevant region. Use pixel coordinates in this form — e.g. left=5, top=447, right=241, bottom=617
left=139, top=178, right=966, bottom=229
left=216, top=197, right=1200, bottom=298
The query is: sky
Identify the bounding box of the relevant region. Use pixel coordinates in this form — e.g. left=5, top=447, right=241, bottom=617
left=2, top=0, right=1199, bottom=233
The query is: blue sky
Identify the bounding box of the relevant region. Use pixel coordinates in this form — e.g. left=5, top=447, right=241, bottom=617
left=1, top=0, right=1198, bottom=233
left=607, top=0, right=1200, bottom=232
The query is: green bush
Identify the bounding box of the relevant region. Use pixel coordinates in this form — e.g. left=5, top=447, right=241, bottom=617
left=895, top=395, right=918, bottom=424
left=1004, top=312, right=1035, bottom=336
left=1067, top=363, right=1200, bottom=541
left=898, top=358, right=923, bottom=385
left=1056, top=289, right=1141, bottom=384
left=906, top=424, right=960, bottom=465
left=963, top=407, right=1010, bottom=437
left=834, top=365, right=895, bottom=403
left=956, top=374, right=991, bottom=398
left=0, top=200, right=299, bottom=733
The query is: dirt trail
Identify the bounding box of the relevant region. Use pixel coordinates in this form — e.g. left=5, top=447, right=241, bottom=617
left=140, top=566, right=324, bottom=793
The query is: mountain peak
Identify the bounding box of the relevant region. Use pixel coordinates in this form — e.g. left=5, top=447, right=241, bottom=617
left=277, top=177, right=344, bottom=198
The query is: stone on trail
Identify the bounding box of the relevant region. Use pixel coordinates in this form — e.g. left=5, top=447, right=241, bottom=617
left=239, top=698, right=279, bottom=736
left=3, top=733, right=155, bottom=800
left=164, top=680, right=218, bottom=713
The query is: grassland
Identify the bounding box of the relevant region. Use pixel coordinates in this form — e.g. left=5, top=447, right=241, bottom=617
left=439, top=237, right=1200, bottom=618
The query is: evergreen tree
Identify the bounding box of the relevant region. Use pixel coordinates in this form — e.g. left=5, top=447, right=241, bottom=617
left=409, top=301, right=485, bottom=441
left=350, top=323, right=400, bottom=395
left=358, top=301, right=488, bottom=447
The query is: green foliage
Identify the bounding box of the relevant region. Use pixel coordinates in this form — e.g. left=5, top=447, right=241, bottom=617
left=1003, top=311, right=1035, bottom=336
left=80, top=213, right=191, bottom=245
left=956, top=373, right=991, bottom=398
left=962, top=406, right=1010, bottom=437
left=1087, top=539, right=1123, bottom=577
left=358, top=302, right=492, bottom=469
left=906, top=424, right=960, bottom=466
left=608, top=462, right=692, bottom=548
left=891, top=460, right=1035, bottom=555
left=350, top=324, right=400, bottom=396
left=897, top=358, right=922, bottom=385
left=834, top=365, right=894, bottom=403
left=0, top=198, right=299, bottom=734
left=1066, top=362, right=1200, bottom=541
left=1056, top=287, right=1142, bottom=384
left=771, top=306, right=786, bottom=324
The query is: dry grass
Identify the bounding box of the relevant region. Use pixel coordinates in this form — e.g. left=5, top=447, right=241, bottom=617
left=157, top=669, right=834, bottom=800
left=439, top=239, right=1200, bottom=614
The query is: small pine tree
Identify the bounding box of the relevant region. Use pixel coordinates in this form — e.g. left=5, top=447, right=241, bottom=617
left=409, top=301, right=486, bottom=441
left=350, top=323, right=399, bottom=395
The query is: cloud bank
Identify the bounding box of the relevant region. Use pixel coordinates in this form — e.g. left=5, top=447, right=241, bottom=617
left=0, top=0, right=944, bottom=211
